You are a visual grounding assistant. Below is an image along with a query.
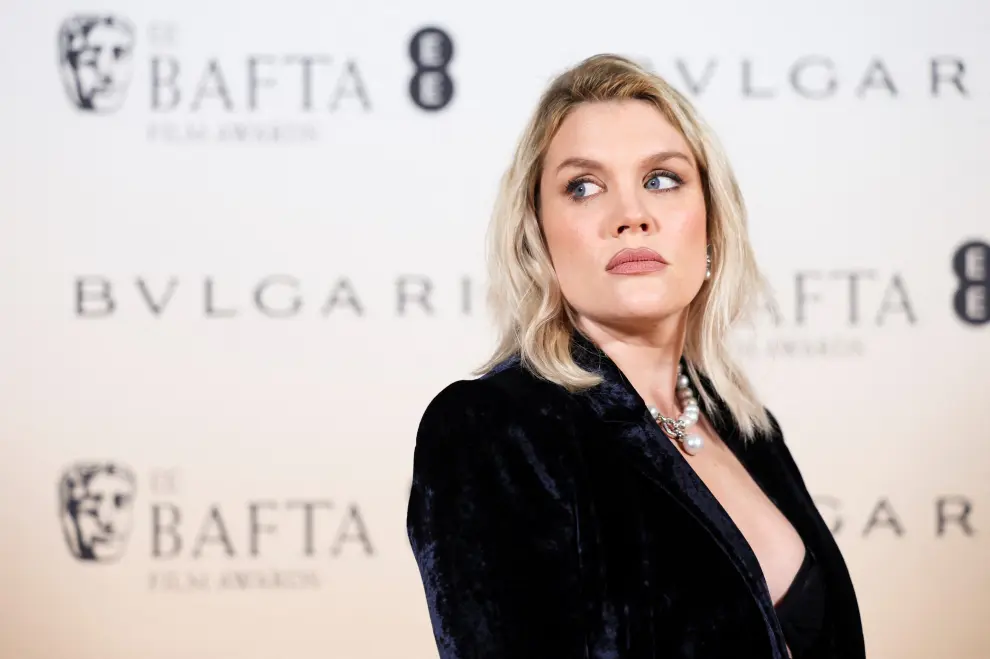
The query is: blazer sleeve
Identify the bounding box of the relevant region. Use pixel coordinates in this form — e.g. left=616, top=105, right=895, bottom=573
left=405, top=379, right=586, bottom=658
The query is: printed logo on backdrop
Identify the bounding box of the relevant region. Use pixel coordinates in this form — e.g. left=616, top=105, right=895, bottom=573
left=408, top=26, right=455, bottom=111
left=952, top=239, right=990, bottom=326
left=634, top=55, right=969, bottom=99
left=58, top=15, right=136, bottom=113
left=813, top=494, right=979, bottom=539
left=60, top=462, right=137, bottom=562
left=56, top=15, right=455, bottom=143
left=58, top=461, right=373, bottom=592
left=731, top=269, right=917, bottom=359
left=73, top=274, right=479, bottom=319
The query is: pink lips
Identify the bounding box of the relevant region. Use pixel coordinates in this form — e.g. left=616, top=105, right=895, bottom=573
left=605, top=247, right=669, bottom=274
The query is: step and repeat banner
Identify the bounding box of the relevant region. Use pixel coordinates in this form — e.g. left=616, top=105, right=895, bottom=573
left=0, top=1, right=987, bottom=658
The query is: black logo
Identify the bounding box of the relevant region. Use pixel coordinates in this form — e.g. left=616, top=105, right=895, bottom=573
left=408, top=26, right=454, bottom=111
left=952, top=239, right=990, bottom=326
left=58, top=15, right=136, bottom=113
left=59, top=462, right=137, bottom=562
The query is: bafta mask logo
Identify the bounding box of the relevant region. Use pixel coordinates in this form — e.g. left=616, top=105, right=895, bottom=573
left=57, top=15, right=136, bottom=113
left=59, top=462, right=137, bottom=562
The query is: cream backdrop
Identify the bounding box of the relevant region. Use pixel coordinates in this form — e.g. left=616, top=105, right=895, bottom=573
left=0, top=0, right=987, bottom=658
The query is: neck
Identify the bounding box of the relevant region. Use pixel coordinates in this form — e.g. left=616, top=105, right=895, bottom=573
left=575, top=312, right=688, bottom=418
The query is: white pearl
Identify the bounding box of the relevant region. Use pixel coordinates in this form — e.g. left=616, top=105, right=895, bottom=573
left=684, top=404, right=699, bottom=416
left=677, top=374, right=690, bottom=388
left=677, top=388, right=694, bottom=401
left=647, top=405, right=659, bottom=419
left=682, top=434, right=704, bottom=455
left=681, top=410, right=699, bottom=423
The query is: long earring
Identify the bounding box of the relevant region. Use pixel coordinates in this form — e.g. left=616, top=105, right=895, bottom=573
left=705, top=244, right=712, bottom=280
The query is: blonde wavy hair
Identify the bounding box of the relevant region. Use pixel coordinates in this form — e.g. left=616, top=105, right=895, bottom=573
left=475, top=53, right=773, bottom=440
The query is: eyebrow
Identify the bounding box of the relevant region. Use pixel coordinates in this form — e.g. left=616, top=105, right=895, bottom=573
left=554, top=150, right=694, bottom=174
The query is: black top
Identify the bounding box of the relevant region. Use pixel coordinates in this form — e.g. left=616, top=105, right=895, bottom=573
left=775, top=548, right=828, bottom=657
left=406, top=331, right=865, bottom=658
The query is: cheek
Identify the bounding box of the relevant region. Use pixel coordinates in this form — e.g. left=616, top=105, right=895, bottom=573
left=541, top=206, right=598, bottom=275
left=664, top=195, right=708, bottom=258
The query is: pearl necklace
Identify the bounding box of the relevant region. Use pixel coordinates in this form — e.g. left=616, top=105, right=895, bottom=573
left=647, top=366, right=704, bottom=456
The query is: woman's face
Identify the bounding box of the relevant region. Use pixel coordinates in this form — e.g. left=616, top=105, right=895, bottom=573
left=539, top=99, right=708, bottom=333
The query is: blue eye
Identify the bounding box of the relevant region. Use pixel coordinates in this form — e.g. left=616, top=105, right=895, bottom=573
left=566, top=179, right=603, bottom=200
left=645, top=171, right=682, bottom=191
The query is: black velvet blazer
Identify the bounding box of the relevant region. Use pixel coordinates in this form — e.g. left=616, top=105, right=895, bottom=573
left=406, top=332, right=865, bottom=658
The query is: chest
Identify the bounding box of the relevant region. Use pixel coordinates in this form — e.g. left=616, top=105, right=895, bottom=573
left=683, top=424, right=807, bottom=605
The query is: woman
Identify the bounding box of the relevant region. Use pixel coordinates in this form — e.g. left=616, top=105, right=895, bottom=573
left=405, top=54, right=865, bottom=659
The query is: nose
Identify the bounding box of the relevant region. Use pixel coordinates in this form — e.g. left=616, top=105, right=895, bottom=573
left=611, top=188, right=659, bottom=237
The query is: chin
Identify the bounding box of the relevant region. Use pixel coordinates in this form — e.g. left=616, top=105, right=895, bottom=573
left=621, top=287, right=683, bottom=311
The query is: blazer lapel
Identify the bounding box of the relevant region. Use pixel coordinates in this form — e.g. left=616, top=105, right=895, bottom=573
left=570, top=332, right=787, bottom=658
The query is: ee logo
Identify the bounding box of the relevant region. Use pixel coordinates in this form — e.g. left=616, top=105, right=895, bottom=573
left=408, top=26, right=455, bottom=111
left=952, top=239, right=990, bottom=326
